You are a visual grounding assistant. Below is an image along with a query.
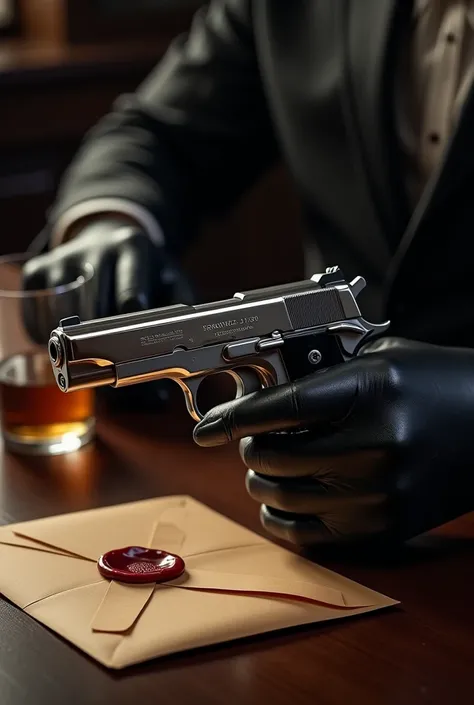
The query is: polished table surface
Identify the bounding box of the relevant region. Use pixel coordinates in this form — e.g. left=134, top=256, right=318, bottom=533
left=0, top=393, right=473, bottom=705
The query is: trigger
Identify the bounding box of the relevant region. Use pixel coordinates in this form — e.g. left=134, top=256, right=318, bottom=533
left=230, top=368, right=263, bottom=399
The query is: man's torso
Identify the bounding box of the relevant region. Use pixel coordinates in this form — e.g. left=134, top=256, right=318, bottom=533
left=250, top=0, right=474, bottom=345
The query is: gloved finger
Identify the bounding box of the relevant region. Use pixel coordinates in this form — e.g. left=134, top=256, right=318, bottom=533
left=47, top=260, right=92, bottom=296
left=20, top=258, right=47, bottom=344
left=48, top=259, right=94, bottom=329
left=149, top=247, right=195, bottom=307
left=88, top=253, right=115, bottom=320
left=115, top=229, right=154, bottom=313
left=239, top=433, right=387, bottom=479
left=193, top=362, right=360, bottom=447
left=259, top=506, right=337, bottom=546
left=239, top=433, right=319, bottom=477
left=259, top=503, right=390, bottom=546
left=245, top=469, right=386, bottom=516
left=22, top=254, right=49, bottom=290
left=20, top=255, right=79, bottom=344
left=239, top=431, right=352, bottom=478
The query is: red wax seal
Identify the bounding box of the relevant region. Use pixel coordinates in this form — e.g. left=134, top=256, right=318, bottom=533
left=98, top=546, right=185, bottom=584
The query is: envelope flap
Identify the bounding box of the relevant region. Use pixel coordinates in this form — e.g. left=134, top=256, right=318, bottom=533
left=91, top=581, right=156, bottom=633
left=160, top=501, right=267, bottom=558
left=10, top=496, right=189, bottom=562
left=176, top=569, right=351, bottom=606
left=0, top=528, right=79, bottom=558
left=184, top=544, right=394, bottom=609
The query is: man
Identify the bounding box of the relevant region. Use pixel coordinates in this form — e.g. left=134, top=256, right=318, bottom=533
left=25, top=1, right=474, bottom=547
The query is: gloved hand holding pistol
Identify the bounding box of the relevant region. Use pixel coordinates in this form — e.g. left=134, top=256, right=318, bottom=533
left=47, top=265, right=474, bottom=547
left=194, top=337, right=474, bottom=548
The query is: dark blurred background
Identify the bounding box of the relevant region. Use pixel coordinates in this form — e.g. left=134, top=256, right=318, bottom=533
left=0, top=0, right=309, bottom=302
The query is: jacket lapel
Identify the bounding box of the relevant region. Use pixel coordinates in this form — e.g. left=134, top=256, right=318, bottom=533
left=342, top=0, right=411, bottom=252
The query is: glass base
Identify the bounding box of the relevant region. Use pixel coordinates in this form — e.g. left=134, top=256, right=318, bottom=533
left=3, top=417, right=96, bottom=456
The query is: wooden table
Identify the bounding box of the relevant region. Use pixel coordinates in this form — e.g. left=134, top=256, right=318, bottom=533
left=0, top=393, right=473, bottom=705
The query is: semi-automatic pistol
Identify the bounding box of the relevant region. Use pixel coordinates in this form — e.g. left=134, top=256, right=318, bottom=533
left=48, top=267, right=389, bottom=421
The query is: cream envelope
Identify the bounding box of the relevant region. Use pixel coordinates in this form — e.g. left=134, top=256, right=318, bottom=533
left=0, top=496, right=398, bottom=669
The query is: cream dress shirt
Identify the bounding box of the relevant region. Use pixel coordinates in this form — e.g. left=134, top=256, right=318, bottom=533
left=398, top=0, right=474, bottom=206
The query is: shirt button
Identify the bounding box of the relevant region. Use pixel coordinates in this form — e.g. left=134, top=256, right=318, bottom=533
left=428, top=132, right=441, bottom=144
left=446, top=32, right=456, bottom=43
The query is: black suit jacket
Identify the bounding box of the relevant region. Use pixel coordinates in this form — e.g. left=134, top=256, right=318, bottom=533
left=49, top=0, right=474, bottom=347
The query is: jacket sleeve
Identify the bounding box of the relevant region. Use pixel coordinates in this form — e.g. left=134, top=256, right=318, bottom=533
left=47, top=0, right=279, bottom=256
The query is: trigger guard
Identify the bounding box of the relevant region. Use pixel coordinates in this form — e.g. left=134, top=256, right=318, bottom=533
left=177, top=377, right=205, bottom=422
left=178, top=368, right=264, bottom=422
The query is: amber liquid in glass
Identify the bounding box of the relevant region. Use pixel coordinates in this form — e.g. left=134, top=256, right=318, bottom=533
left=0, top=352, right=94, bottom=449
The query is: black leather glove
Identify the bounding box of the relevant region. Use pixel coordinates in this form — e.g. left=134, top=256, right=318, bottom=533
left=23, top=218, right=194, bottom=318
left=23, top=218, right=195, bottom=409
left=193, top=337, right=474, bottom=546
